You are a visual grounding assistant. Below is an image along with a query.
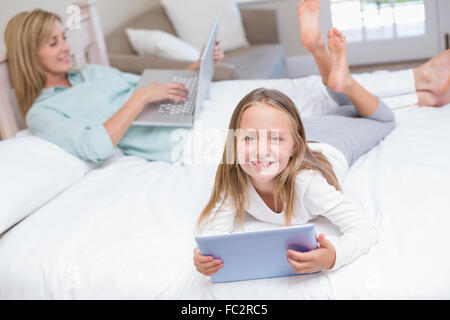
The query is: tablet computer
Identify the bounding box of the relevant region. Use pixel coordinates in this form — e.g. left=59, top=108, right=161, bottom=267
left=195, top=224, right=319, bottom=283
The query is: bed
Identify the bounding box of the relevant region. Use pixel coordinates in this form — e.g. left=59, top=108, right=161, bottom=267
left=1, top=2, right=449, bottom=300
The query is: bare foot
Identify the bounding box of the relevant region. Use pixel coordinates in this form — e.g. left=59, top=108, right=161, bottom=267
left=437, top=89, right=450, bottom=106
left=326, top=28, right=353, bottom=92
left=417, top=89, right=450, bottom=107
left=414, top=49, right=450, bottom=95
left=297, top=0, right=324, bottom=53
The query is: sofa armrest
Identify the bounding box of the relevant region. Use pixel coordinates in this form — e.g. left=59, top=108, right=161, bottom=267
left=109, top=53, right=235, bottom=81
left=240, top=8, right=280, bottom=45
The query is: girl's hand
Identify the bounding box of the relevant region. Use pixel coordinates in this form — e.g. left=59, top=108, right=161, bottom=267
left=135, top=80, right=189, bottom=104
left=194, top=247, right=224, bottom=276
left=286, top=234, right=336, bottom=274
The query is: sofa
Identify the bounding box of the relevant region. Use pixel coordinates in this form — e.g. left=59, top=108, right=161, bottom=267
left=105, top=5, right=286, bottom=81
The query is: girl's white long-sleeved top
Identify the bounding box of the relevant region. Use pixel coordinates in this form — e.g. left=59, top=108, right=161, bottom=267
left=199, top=142, right=379, bottom=271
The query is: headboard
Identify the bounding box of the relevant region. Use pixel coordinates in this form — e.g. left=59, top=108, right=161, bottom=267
left=0, top=0, right=109, bottom=140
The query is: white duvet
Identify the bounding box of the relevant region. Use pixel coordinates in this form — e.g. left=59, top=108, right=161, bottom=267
left=0, top=70, right=449, bottom=299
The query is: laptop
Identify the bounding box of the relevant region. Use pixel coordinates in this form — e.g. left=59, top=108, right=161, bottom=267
left=195, top=224, right=319, bottom=283
left=133, top=14, right=220, bottom=127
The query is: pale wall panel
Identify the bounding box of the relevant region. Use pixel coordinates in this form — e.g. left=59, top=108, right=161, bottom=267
left=0, top=0, right=159, bottom=53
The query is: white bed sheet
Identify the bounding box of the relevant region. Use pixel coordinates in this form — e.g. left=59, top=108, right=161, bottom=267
left=0, top=71, right=449, bottom=299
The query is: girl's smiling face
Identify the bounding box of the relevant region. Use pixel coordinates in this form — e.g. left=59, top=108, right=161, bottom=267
left=237, top=102, right=297, bottom=185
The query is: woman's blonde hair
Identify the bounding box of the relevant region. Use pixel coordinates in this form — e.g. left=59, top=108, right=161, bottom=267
left=198, top=88, right=342, bottom=228
left=4, top=9, right=62, bottom=117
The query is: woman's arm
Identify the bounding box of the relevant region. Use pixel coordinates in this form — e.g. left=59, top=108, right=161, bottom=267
left=26, top=81, right=189, bottom=163
left=104, top=81, right=189, bottom=145
left=26, top=107, right=115, bottom=163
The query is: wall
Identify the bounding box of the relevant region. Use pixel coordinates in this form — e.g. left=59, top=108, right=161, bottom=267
left=239, top=0, right=308, bottom=57
left=0, top=0, right=159, bottom=53
left=238, top=0, right=324, bottom=77
left=437, top=0, right=450, bottom=51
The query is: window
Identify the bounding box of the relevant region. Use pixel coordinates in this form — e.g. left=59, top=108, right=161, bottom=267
left=330, top=0, right=426, bottom=42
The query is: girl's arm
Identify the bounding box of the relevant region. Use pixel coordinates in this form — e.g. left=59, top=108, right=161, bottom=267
left=198, top=196, right=236, bottom=235
left=302, top=172, right=379, bottom=271
left=194, top=196, right=235, bottom=276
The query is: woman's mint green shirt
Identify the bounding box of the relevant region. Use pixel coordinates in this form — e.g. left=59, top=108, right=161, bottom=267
left=26, top=64, right=183, bottom=163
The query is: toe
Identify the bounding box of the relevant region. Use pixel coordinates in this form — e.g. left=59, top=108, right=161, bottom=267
left=327, top=28, right=335, bottom=38
left=334, top=29, right=341, bottom=38
left=330, top=28, right=340, bottom=38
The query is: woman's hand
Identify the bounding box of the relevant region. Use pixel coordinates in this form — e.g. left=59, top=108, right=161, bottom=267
left=194, top=247, right=224, bottom=276
left=135, top=80, right=189, bottom=104
left=104, top=81, right=188, bottom=146
left=286, top=234, right=336, bottom=274
left=187, top=40, right=225, bottom=70
left=212, top=40, right=225, bottom=63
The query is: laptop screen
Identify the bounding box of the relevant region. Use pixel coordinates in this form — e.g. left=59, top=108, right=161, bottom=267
left=194, top=14, right=220, bottom=118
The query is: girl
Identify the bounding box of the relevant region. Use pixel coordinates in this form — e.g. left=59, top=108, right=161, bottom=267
left=193, top=0, right=450, bottom=276
left=193, top=28, right=395, bottom=276
left=3, top=9, right=224, bottom=163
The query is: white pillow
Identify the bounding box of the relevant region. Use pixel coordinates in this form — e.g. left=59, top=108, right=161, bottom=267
left=126, top=28, right=200, bottom=61
left=161, top=0, right=249, bottom=52
left=0, top=134, right=93, bottom=235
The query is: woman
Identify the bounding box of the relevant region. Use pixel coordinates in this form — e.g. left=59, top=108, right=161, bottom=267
left=4, top=9, right=225, bottom=163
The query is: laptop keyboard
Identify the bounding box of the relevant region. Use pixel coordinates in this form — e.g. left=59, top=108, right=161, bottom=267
left=156, top=75, right=199, bottom=116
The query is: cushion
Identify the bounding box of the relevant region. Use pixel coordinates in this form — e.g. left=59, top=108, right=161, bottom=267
left=0, top=133, right=93, bottom=235
left=125, top=28, right=200, bottom=62
left=160, top=0, right=249, bottom=52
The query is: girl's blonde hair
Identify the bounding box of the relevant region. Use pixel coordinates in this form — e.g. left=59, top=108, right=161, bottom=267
left=198, top=88, right=341, bottom=228
left=4, top=9, right=62, bottom=118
